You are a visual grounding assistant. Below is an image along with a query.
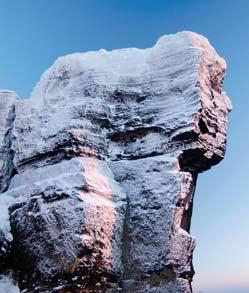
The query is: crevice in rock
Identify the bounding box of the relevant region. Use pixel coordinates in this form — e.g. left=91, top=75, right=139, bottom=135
left=198, top=118, right=209, bottom=135
left=107, top=126, right=165, bottom=142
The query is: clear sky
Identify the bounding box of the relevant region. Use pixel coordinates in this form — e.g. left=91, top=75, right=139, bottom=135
left=0, top=1, right=248, bottom=292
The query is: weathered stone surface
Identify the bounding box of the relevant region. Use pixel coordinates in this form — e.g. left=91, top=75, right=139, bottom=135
left=0, top=91, right=17, bottom=193
left=0, top=91, right=17, bottom=262
left=6, top=157, right=126, bottom=291
left=110, top=156, right=196, bottom=289
left=0, top=31, right=231, bottom=292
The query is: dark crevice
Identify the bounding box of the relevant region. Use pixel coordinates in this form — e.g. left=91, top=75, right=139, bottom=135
left=121, top=197, right=131, bottom=280
left=179, top=149, right=210, bottom=173
left=110, top=90, right=149, bottom=104
left=198, top=118, right=209, bottom=134
left=107, top=126, right=165, bottom=142
left=171, top=130, right=198, bottom=142
left=180, top=174, right=197, bottom=233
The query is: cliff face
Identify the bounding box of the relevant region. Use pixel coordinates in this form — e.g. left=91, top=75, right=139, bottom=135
left=0, top=32, right=231, bottom=293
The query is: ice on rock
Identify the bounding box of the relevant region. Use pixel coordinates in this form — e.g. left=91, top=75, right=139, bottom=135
left=0, top=31, right=231, bottom=292
left=0, top=275, right=20, bottom=293
left=0, top=195, right=15, bottom=256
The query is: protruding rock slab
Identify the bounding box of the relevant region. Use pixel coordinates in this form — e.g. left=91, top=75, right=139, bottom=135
left=0, top=31, right=231, bottom=292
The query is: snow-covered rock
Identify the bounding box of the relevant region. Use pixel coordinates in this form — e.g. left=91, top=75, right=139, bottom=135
left=0, top=31, right=231, bottom=292
left=0, top=275, right=19, bottom=293
left=0, top=91, right=17, bottom=261
left=0, top=91, right=17, bottom=193
left=0, top=195, right=15, bottom=257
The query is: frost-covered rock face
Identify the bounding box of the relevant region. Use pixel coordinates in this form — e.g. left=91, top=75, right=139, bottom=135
left=0, top=275, right=19, bottom=293
left=0, top=31, right=231, bottom=292
left=0, top=91, right=17, bottom=193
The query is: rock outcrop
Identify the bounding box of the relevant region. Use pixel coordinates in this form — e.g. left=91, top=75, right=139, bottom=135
left=0, top=32, right=231, bottom=292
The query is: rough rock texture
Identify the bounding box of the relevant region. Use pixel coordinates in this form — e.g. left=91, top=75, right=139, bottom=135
left=0, top=32, right=231, bottom=292
left=0, top=91, right=17, bottom=193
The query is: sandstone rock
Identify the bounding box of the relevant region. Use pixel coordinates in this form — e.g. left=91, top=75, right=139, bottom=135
left=0, top=31, right=231, bottom=292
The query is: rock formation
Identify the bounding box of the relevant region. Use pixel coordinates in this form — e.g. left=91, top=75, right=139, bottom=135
left=0, top=32, right=231, bottom=292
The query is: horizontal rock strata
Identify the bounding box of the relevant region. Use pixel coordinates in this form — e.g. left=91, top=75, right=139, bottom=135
left=0, top=31, right=231, bottom=292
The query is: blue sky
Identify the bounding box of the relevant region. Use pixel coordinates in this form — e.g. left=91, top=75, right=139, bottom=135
left=0, top=0, right=248, bottom=291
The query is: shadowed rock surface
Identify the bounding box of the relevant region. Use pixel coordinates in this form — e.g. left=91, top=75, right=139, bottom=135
left=0, top=32, right=231, bottom=292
